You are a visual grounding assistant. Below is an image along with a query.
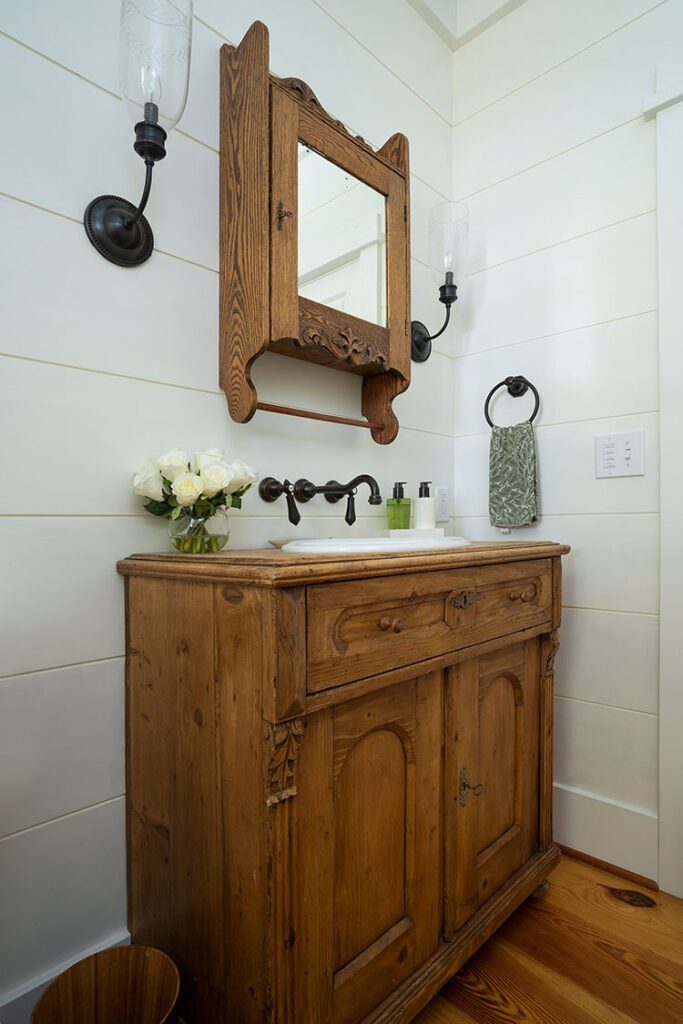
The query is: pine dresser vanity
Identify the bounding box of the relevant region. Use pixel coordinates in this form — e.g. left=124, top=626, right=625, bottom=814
left=118, top=539, right=569, bottom=1023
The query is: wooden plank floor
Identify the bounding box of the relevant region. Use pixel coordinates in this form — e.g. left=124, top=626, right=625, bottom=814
left=415, top=856, right=683, bottom=1024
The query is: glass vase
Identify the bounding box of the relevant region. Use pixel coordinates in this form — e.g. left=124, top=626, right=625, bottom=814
left=168, top=507, right=229, bottom=554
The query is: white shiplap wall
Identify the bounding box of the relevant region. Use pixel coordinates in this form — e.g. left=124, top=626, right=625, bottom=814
left=0, top=0, right=455, bottom=1007
left=451, top=0, right=678, bottom=880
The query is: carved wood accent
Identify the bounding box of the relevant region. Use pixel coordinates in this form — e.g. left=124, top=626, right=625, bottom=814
left=267, top=718, right=305, bottom=806
left=297, top=296, right=389, bottom=370
left=277, top=76, right=372, bottom=148
left=219, top=21, right=411, bottom=442
left=542, top=629, right=561, bottom=677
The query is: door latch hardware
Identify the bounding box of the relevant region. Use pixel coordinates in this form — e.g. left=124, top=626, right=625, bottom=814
left=459, top=767, right=484, bottom=806
left=276, top=200, right=293, bottom=229
left=451, top=590, right=475, bottom=610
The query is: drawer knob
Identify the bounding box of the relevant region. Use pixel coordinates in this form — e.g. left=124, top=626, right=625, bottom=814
left=378, top=616, right=404, bottom=633
left=451, top=590, right=475, bottom=610
left=509, top=583, right=537, bottom=603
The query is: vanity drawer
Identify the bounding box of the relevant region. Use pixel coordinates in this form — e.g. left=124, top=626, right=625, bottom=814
left=306, top=559, right=552, bottom=691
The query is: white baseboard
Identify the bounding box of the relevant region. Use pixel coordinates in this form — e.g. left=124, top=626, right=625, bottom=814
left=554, top=782, right=658, bottom=882
left=0, top=930, right=130, bottom=1024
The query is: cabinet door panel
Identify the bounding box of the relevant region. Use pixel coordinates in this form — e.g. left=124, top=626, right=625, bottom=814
left=292, top=674, right=442, bottom=1024
left=445, top=639, right=540, bottom=937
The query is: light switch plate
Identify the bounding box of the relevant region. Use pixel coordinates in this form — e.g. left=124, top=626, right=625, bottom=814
left=595, top=430, right=645, bottom=478
left=435, top=487, right=449, bottom=522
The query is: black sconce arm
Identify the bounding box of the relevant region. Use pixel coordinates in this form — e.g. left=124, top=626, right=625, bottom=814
left=411, top=273, right=458, bottom=363
left=125, top=160, right=155, bottom=230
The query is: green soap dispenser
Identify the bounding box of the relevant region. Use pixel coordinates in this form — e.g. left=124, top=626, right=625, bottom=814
left=387, top=481, right=411, bottom=529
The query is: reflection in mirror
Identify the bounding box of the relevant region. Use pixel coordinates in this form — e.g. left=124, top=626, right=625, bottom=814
left=297, top=144, right=387, bottom=327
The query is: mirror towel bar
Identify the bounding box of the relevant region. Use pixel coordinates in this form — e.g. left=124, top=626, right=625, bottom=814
left=256, top=402, right=382, bottom=431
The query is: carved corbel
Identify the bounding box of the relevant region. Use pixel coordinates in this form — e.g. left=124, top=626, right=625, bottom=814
left=541, top=629, right=560, bottom=678
left=267, top=719, right=305, bottom=806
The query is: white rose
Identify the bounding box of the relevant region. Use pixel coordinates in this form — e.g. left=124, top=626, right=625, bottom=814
left=200, top=460, right=234, bottom=498
left=195, top=447, right=225, bottom=473
left=171, top=472, right=203, bottom=507
left=224, top=459, right=257, bottom=494
left=133, top=460, right=165, bottom=502
left=157, top=448, right=189, bottom=481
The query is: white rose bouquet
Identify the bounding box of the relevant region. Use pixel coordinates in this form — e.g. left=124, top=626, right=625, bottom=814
left=133, top=448, right=258, bottom=553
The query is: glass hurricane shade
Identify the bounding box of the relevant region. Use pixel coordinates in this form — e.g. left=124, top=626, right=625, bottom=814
left=120, top=0, right=193, bottom=131
left=428, top=201, right=469, bottom=286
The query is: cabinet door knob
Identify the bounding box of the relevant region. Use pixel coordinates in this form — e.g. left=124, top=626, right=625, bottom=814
left=509, top=583, right=537, bottom=603
left=379, top=616, right=392, bottom=631
left=393, top=618, right=404, bottom=633
left=451, top=590, right=475, bottom=610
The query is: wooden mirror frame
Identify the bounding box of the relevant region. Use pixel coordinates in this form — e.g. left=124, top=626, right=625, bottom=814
left=219, top=21, right=411, bottom=444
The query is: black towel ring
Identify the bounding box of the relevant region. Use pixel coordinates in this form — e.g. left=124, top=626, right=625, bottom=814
left=484, top=375, right=540, bottom=428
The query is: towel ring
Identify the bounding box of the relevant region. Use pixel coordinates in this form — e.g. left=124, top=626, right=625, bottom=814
left=484, top=375, right=540, bottom=428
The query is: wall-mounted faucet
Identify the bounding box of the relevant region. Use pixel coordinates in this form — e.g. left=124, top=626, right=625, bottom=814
left=294, top=474, right=382, bottom=526
left=259, top=474, right=382, bottom=527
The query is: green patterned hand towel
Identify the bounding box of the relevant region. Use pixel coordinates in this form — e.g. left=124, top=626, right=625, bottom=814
left=489, top=420, right=538, bottom=528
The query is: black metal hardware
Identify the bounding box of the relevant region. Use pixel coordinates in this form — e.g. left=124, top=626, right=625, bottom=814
left=484, top=375, right=540, bottom=428
left=411, top=272, right=458, bottom=363
left=293, top=475, right=382, bottom=528
left=276, top=201, right=293, bottom=229
left=459, top=767, right=484, bottom=807
left=258, top=477, right=301, bottom=526
left=83, top=103, right=167, bottom=267
left=451, top=590, right=475, bottom=610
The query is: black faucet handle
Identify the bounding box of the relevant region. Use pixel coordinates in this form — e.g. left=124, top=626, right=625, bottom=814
left=345, top=491, right=356, bottom=526
left=282, top=480, right=301, bottom=526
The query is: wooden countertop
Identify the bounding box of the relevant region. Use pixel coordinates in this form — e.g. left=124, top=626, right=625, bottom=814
left=118, top=540, right=570, bottom=587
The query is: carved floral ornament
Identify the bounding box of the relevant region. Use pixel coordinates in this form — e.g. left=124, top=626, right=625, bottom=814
left=267, top=719, right=305, bottom=806
left=298, top=324, right=389, bottom=369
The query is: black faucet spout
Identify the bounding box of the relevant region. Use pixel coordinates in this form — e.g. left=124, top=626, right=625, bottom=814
left=343, top=475, right=383, bottom=506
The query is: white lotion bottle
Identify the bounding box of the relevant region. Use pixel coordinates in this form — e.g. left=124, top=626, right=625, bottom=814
left=414, top=481, right=436, bottom=529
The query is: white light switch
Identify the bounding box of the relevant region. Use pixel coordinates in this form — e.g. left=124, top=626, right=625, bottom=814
left=435, top=487, right=449, bottom=522
left=595, top=430, right=645, bottom=478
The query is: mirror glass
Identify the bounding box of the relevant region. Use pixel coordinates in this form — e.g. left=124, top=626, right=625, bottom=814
left=297, top=144, right=387, bottom=327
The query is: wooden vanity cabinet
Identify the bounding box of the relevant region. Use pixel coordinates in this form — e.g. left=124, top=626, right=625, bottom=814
left=118, top=541, right=568, bottom=1024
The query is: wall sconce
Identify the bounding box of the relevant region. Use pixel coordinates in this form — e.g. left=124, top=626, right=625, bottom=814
left=411, top=201, right=469, bottom=362
left=84, top=0, right=193, bottom=267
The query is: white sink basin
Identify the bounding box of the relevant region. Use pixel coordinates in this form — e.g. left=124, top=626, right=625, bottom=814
left=282, top=536, right=470, bottom=555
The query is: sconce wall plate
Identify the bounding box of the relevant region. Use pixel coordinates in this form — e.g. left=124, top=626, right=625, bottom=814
left=84, top=195, right=154, bottom=267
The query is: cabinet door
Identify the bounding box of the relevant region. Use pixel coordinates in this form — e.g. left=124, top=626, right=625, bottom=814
left=291, top=674, right=442, bottom=1024
left=444, top=639, right=541, bottom=937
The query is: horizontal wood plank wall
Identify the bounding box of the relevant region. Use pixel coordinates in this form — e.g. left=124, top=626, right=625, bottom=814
left=451, top=0, right=672, bottom=882
left=0, top=0, right=456, bottom=1009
